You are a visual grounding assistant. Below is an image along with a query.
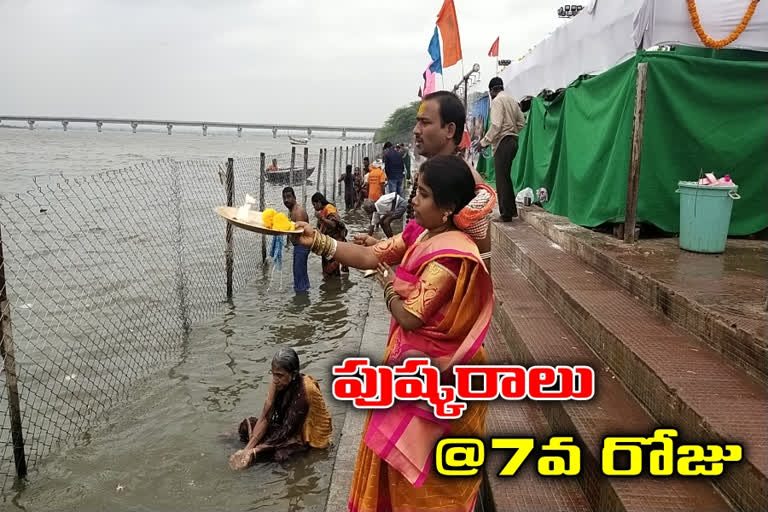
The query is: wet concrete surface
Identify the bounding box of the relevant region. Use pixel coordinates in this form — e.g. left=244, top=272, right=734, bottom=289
left=522, top=207, right=767, bottom=345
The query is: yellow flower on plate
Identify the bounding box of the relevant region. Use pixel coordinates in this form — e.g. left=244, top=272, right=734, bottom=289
left=272, top=212, right=295, bottom=232
left=262, top=208, right=277, bottom=228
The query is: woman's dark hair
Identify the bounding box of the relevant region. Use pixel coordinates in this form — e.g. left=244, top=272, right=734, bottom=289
left=418, top=155, right=475, bottom=215
left=422, top=91, right=465, bottom=145
left=311, top=192, right=330, bottom=206
left=272, top=347, right=300, bottom=374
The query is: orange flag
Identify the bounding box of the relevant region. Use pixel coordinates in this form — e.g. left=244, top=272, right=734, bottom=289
left=488, top=36, right=499, bottom=57
left=436, top=0, right=462, bottom=67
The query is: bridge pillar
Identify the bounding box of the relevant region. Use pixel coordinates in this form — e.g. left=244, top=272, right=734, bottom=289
left=131, top=121, right=138, bottom=134
left=307, top=128, right=312, bottom=139
left=237, top=126, right=243, bottom=137
left=272, top=127, right=278, bottom=139
left=96, top=121, right=103, bottom=133
left=341, top=128, right=347, bottom=141
left=61, top=121, right=69, bottom=132
left=167, top=123, right=173, bottom=135
left=202, top=124, right=208, bottom=136
left=27, top=120, right=35, bottom=130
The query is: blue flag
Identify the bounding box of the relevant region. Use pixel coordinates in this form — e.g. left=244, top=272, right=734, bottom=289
left=428, top=26, right=442, bottom=74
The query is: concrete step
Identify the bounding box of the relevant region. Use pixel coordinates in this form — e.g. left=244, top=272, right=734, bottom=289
left=519, top=207, right=767, bottom=386
left=481, top=325, right=592, bottom=512
left=491, top=251, right=734, bottom=512
left=491, top=221, right=767, bottom=512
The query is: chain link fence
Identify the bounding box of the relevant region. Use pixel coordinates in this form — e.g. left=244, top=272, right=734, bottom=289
left=0, top=141, right=381, bottom=492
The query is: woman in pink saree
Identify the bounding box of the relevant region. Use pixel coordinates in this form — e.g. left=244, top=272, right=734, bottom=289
left=294, top=155, right=496, bottom=511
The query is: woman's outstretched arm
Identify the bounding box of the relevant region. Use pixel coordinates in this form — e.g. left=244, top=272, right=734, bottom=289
left=293, top=221, right=380, bottom=270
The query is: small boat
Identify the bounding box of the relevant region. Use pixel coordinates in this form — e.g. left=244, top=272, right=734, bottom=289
left=265, top=166, right=316, bottom=184
left=289, top=136, right=309, bottom=145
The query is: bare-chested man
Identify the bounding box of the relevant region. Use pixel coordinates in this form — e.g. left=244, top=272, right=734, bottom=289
left=282, top=187, right=310, bottom=292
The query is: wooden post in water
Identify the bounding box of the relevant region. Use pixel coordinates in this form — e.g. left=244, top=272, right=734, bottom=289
left=623, top=62, right=648, bottom=244
left=302, top=147, right=308, bottom=207
left=1, top=227, right=28, bottom=479
left=289, top=147, right=297, bottom=188
left=225, top=158, right=235, bottom=299
left=332, top=147, right=337, bottom=202
left=259, top=153, right=267, bottom=264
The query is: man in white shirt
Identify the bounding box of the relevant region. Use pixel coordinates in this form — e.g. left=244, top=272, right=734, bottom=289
left=479, top=76, right=526, bottom=222
left=363, top=192, right=406, bottom=238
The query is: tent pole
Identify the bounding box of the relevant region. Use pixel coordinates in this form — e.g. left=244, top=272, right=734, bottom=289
left=623, top=62, right=648, bottom=244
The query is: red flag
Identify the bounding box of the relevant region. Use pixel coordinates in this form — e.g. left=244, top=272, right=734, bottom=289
left=488, top=36, right=499, bottom=57
left=459, top=129, right=471, bottom=150
left=436, top=0, right=462, bottom=67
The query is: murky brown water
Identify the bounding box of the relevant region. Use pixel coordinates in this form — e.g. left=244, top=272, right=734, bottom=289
left=7, top=260, right=372, bottom=512
left=1, top=127, right=375, bottom=511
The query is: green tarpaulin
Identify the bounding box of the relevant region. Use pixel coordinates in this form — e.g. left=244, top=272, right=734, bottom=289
left=506, top=50, right=768, bottom=236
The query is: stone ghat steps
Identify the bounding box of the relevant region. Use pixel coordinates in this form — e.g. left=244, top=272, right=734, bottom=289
left=519, top=207, right=767, bottom=387
left=481, top=325, right=592, bottom=512
left=489, top=221, right=766, bottom=512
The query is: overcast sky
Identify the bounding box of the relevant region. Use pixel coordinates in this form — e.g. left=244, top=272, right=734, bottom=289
left=0, top=0, right=567, bottom=127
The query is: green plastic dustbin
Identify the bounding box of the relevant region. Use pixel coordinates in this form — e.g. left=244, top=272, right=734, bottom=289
left=676, top=181, right=740, bottom=253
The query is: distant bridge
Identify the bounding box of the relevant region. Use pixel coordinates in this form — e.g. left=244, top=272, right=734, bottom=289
left=0, top=115, right=378, bottom=140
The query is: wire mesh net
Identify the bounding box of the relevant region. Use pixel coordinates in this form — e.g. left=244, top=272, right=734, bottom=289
left=0, top=143, right=378, bottom=492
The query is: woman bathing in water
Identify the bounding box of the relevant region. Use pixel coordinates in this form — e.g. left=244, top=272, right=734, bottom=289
left=229, top=348, right=333, bottom=470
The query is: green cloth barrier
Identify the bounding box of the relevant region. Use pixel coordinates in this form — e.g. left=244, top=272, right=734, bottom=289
left=509, top=50, right=768, bottom=236
left=476, top=112, right=495, bottom=186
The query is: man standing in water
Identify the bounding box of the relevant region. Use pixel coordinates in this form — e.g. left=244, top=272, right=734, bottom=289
left=282, top=187, right=310, bottom=292
left=411, top=91, right=494, bottom=266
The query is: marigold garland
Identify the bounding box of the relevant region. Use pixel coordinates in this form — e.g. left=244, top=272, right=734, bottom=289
left=687, top=0, right=760, bottom=49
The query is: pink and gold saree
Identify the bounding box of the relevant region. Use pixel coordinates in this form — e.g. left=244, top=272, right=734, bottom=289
left=348, top=221, right=493, bottom=512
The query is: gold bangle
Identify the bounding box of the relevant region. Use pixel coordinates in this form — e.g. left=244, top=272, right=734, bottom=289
left=311, top=232, right=329, bottom=257
left=310, top=231, right=320, bottom=254
left=327, top=238, right=338, bottom=259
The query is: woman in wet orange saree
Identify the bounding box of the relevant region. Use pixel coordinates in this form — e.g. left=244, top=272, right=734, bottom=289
left=294, top=155, right=496, bottom=512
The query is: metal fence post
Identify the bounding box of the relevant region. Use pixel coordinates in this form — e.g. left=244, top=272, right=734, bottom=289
left=332, top=147, right=337, bottom=202
left=318, top=148, right=323, bottom=196
left=225, top=157, right=234, bottom=299
left=302, top=147, right=308, bottom=207
left=290, top=147, right=296, bottom=188
left=259, top=153, right=267, bottom=264
left=0, top=225, right=28, bottom=479
left=323, top=149, right=328, bottom=197
left=343, top=146, right=348, bottom=199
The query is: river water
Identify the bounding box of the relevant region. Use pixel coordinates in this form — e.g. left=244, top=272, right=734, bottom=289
left=0, top=125, right=375, bottom=511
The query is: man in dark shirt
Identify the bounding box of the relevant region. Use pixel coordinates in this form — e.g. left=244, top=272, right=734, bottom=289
left=398, top=143, right=412, bottom=185
left=382, top=141, right=405, bottom=197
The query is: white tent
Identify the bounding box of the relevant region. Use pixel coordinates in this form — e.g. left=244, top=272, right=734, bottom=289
left=500, top=0, right=768, bottom=100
